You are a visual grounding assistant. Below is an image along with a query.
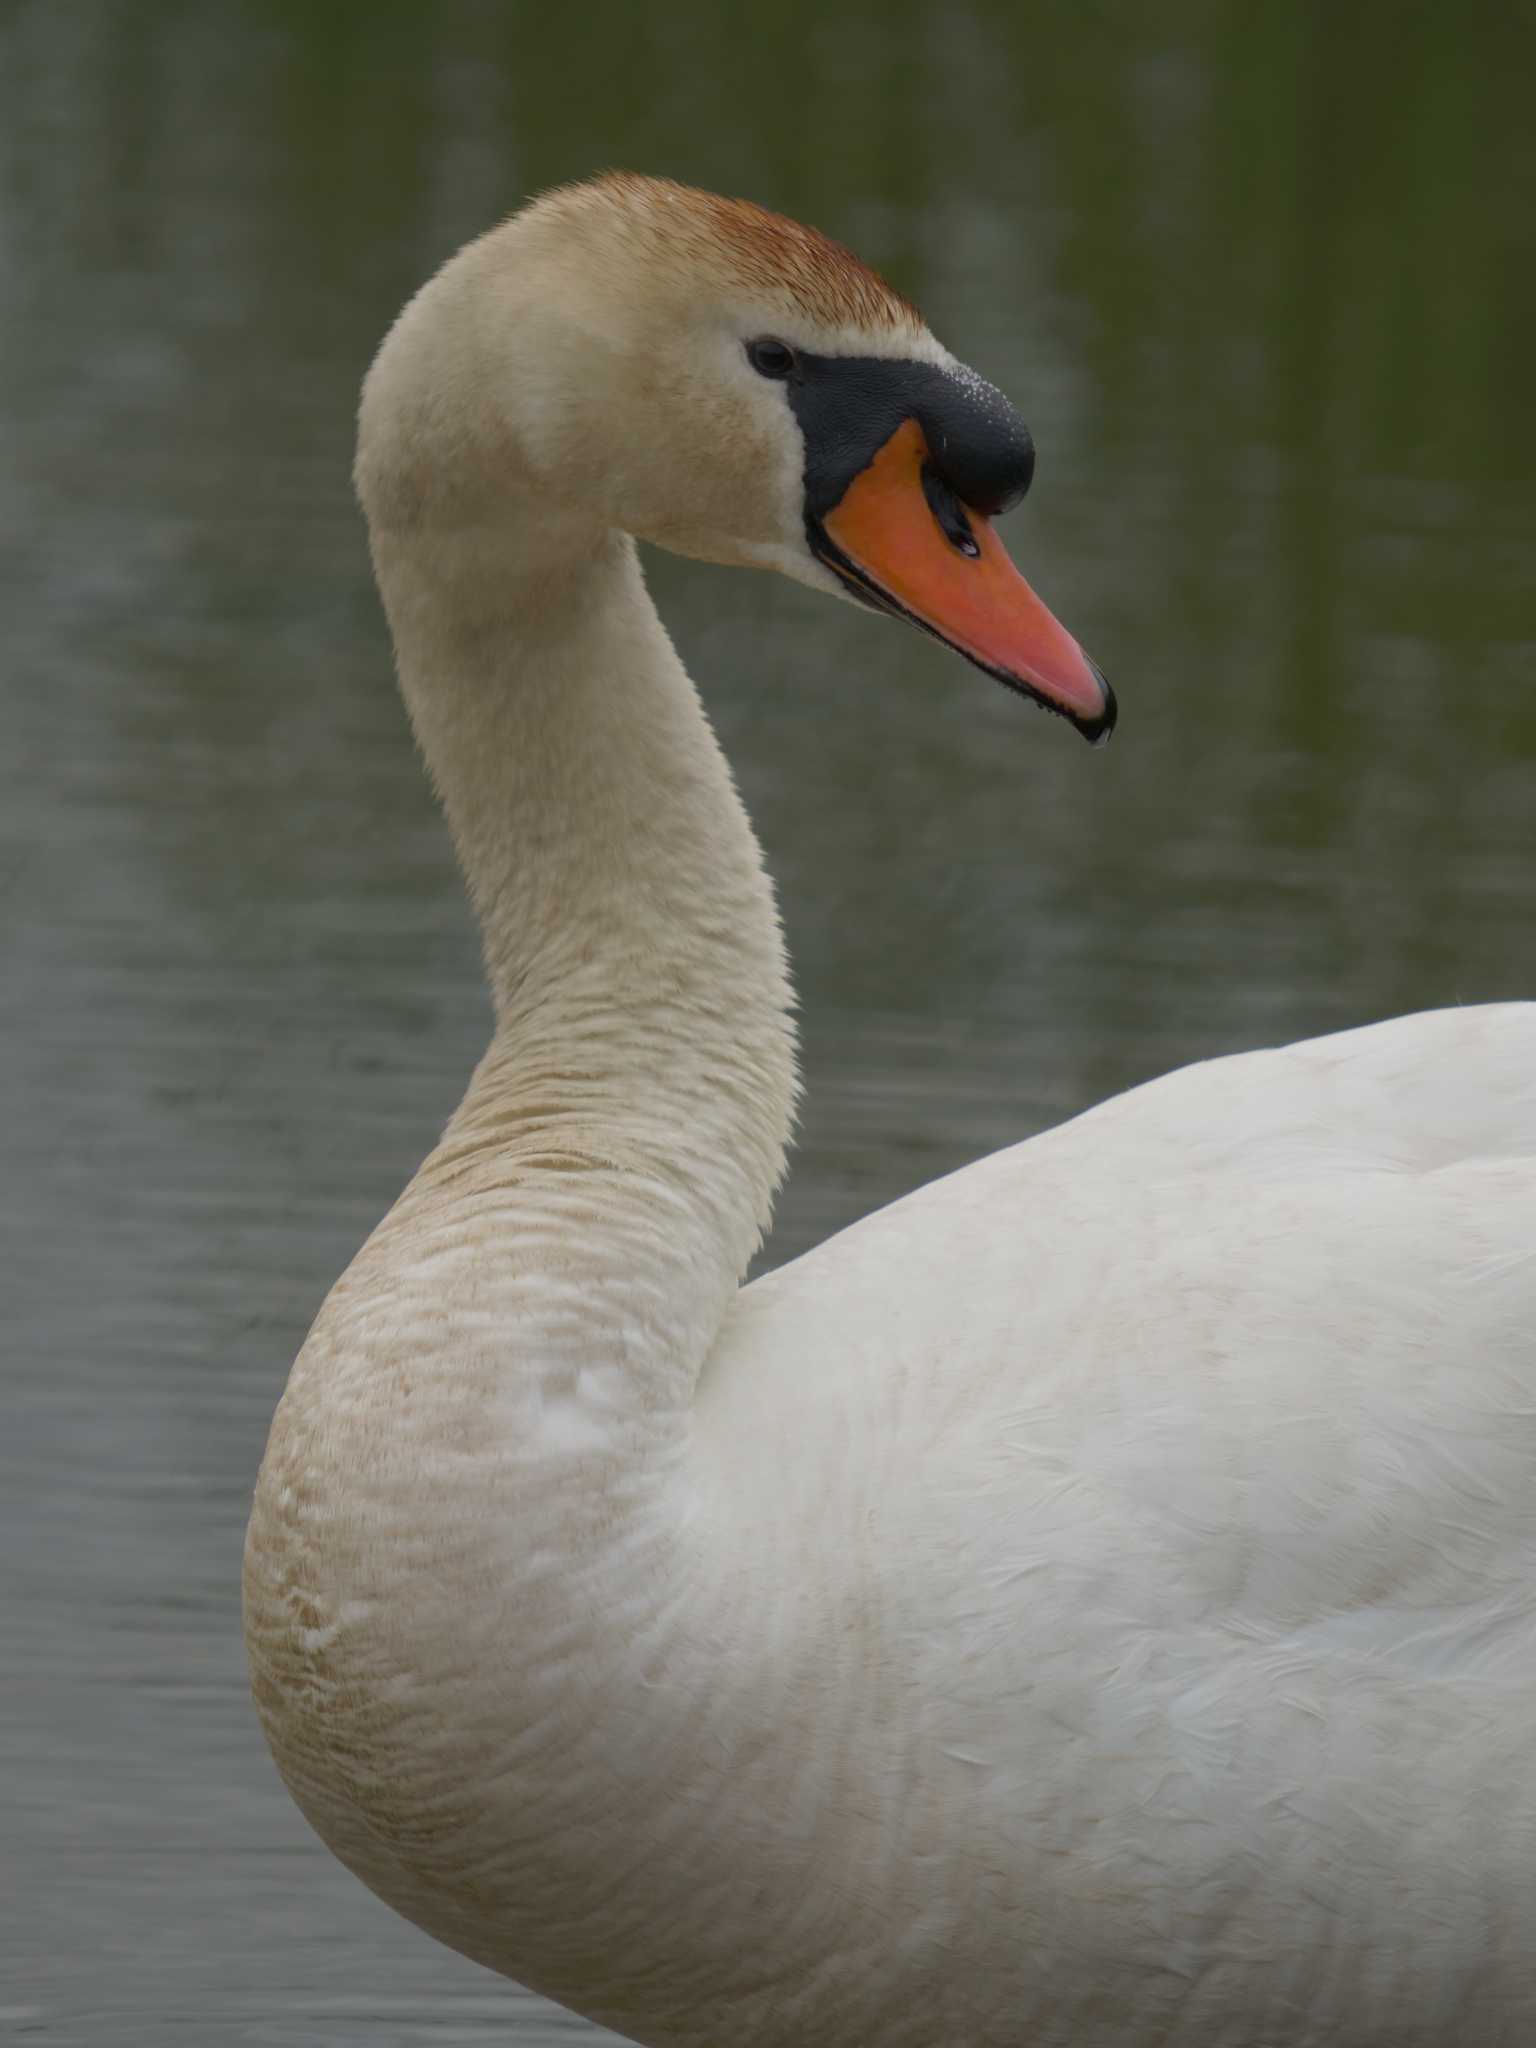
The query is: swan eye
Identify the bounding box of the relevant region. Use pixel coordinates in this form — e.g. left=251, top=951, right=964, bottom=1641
left=746, top=338, right=797, bottom=380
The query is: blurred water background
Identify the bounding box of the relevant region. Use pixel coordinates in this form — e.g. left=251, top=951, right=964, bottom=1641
left=2, top=3, right=1533, bottom=2041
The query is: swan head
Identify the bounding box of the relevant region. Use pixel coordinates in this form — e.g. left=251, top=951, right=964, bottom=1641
left=358, top=173, right=1113, bottom=741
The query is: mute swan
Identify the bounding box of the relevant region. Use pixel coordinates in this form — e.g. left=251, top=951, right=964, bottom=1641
left=245, top=174, right=1536, bottom=2047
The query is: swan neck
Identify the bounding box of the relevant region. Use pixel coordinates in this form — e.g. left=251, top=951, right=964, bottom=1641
left=363, top=514, right=798, bottom=1418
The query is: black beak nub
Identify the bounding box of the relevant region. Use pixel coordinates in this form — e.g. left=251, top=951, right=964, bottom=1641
left=791, top=352, right=1037, bottom=528
left=916, top=376, right=1036, bottom=517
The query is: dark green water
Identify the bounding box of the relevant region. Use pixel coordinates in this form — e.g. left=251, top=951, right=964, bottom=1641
left=3, top=4, right=1532, bottom=2041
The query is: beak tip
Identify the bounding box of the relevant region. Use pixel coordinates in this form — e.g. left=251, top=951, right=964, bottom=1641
left=1074, top=660, right=1116, bottom=746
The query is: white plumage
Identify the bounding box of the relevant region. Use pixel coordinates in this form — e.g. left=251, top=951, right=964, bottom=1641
left=245, top=175, right=1536, bottom=2046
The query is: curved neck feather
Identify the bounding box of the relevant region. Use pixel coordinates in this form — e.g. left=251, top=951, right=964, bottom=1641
left=361, top=512, right=798, bottom=1438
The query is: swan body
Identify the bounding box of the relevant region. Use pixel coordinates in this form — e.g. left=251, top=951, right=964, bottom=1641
left=245, top=175, right=1536, bottom=2046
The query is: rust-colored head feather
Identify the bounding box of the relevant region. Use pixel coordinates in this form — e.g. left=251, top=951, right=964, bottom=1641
left=526, top=171, right=923, bottom=339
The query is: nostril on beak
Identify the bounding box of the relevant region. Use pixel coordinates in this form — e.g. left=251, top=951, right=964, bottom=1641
left=921, top=464, right=981, bottom=558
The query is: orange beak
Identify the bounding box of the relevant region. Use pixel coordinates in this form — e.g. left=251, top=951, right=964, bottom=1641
left=819, top=419, right=1113, bottom=741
